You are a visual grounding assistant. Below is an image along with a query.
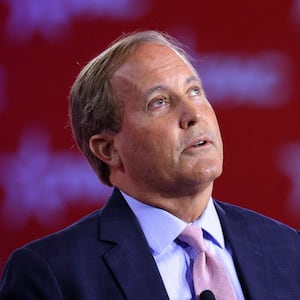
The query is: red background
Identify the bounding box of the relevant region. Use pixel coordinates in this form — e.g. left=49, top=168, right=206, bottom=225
left=1, top=0, right=299, bottom=274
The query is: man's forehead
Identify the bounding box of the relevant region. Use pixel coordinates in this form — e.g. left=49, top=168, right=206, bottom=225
left=112, top=43, right=195, bottom=79
left=141, top=43, right=192, bottom=68
left=109, top=42, right=203, bottom=100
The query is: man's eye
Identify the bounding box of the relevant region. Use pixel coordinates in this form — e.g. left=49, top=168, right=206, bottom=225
left=148, top=97, right=167, bottom=109
left=190, top=87, right=201, bottom=96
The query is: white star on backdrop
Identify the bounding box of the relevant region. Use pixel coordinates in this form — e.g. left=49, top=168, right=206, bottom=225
left=3, top=0, right=149, bottom=42
left=0, top=128, right=112, bottom=228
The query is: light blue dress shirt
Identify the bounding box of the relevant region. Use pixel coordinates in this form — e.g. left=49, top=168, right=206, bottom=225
left=122, top=192, right=245, bottom=300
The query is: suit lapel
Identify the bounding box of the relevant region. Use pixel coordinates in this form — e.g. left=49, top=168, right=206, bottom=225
left=99, top=191, right=276, bottom=299
left=99, top=189, right=169, bottom=300
left=215, top=201, right=272, bottom=299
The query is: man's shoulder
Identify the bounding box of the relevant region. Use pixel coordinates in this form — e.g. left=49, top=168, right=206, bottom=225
left=214, top=199, right=300, bottom=240
left=20, top=208, right=103, bottom=256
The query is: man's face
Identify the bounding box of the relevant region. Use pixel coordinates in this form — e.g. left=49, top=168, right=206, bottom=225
left=110, top=43, right=223, bottom=197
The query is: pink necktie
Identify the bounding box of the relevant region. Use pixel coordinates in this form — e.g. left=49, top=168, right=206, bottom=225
left=179, top=225, right=237, bottom=300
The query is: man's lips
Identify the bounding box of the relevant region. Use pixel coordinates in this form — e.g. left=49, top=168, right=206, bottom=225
left=184, top=135, right=213, bottom=151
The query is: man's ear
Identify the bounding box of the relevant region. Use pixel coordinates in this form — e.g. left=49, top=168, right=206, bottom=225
left=89, top=133, right=121, bottom=168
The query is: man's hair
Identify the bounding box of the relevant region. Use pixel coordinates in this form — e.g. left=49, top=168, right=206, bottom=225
left=69, top=30, right=191, bottom=186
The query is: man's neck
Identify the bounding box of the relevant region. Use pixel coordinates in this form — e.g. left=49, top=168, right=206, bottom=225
left=117, top=182, right=214, bottom=223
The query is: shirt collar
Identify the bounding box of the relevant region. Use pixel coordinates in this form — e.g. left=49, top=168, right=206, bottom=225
left=121, top=191, right=225, bottom=255
left=192, top=197, right=225, bottom=249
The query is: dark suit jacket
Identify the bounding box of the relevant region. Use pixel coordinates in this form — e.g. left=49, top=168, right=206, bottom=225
left=1, top=188, right=300, bottom=299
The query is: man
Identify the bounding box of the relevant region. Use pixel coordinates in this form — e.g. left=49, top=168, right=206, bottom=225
left=0, top=30, right=299, bottom=299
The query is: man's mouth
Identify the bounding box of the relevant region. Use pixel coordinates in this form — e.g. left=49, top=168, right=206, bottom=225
left=183, top=135, right=212, bottom=153
left=192, top=140, right=207, bottom=147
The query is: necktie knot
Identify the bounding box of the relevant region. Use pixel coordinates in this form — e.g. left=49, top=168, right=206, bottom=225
left=179, top=225, right=207, bottom=253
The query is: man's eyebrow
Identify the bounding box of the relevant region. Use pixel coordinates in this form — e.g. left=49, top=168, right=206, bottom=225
left=144, top=76, right=202, bottom=99
left=186, top=75, right=202, bottom=86
left=144, top=85, right=167, bottom=99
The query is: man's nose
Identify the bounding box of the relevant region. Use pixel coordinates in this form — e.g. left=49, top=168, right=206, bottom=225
left=179, top=99, right=202, bottom=129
